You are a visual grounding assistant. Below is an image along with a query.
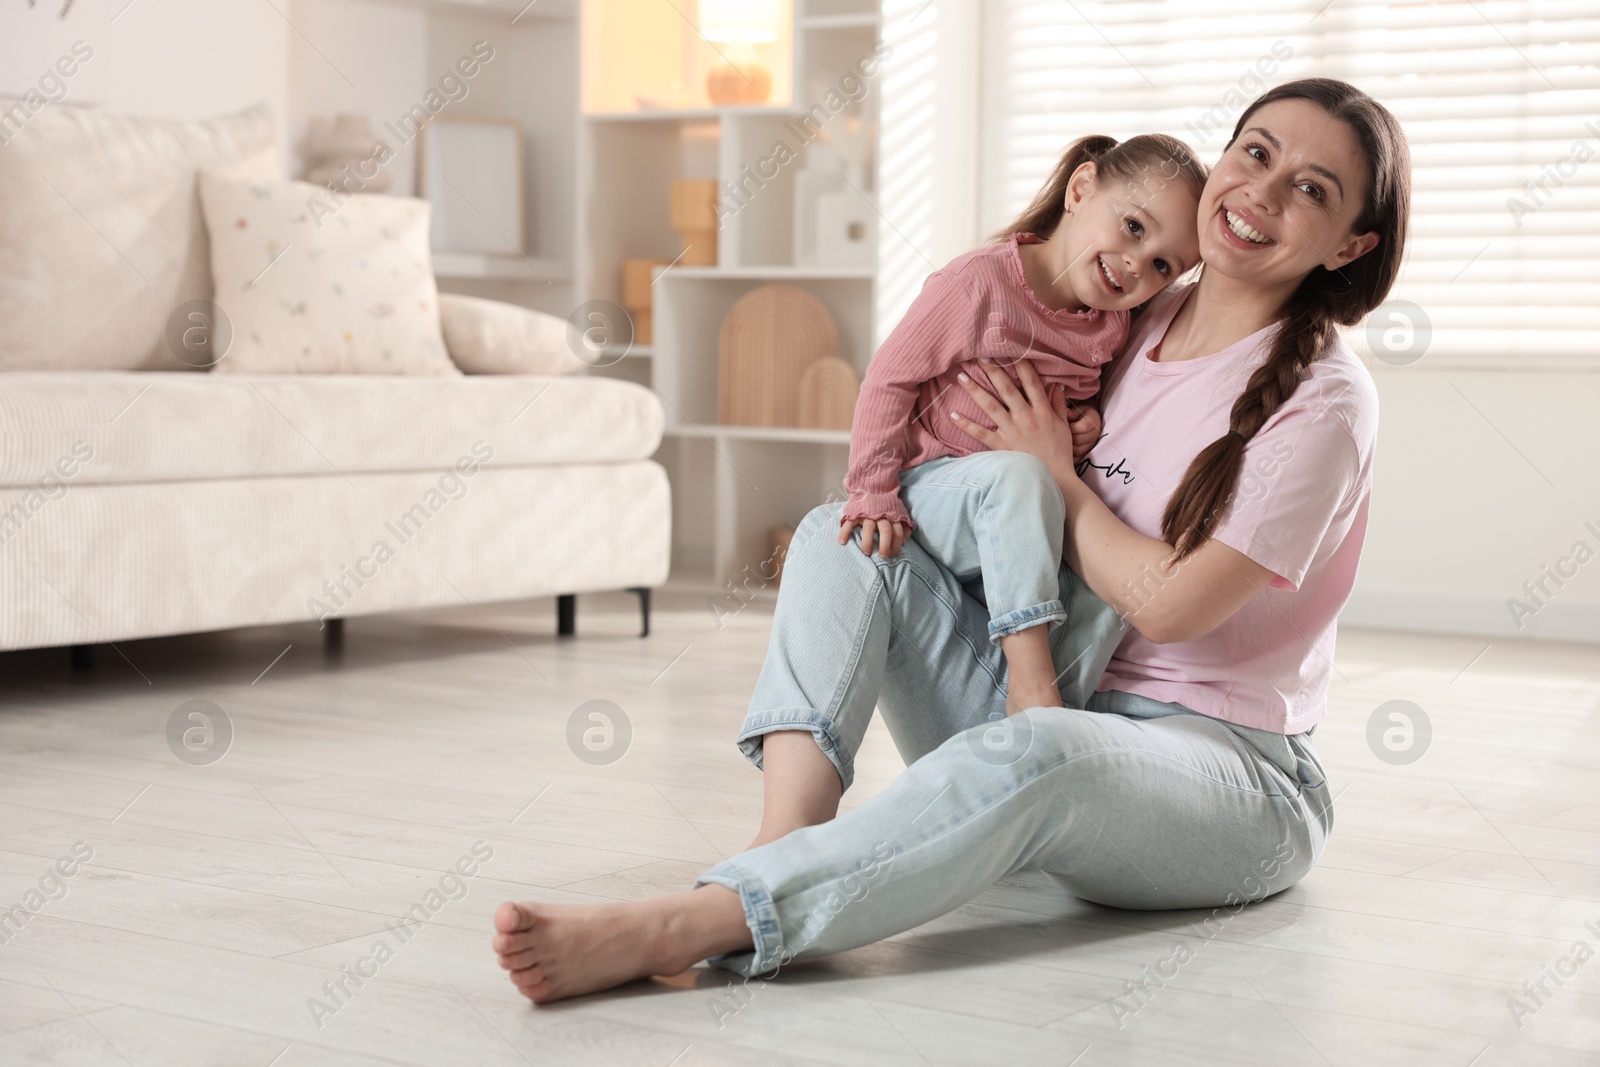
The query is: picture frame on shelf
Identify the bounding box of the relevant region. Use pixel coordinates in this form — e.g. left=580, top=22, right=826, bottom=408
left=419, top=116, right=525, bottom=255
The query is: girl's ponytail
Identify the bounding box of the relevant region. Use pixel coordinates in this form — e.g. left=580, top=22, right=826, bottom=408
left=995, top=134, right=1121, bottom=241
left=994, top=133, right=1208, bottom=243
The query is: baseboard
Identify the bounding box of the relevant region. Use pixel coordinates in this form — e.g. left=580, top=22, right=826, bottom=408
left=1341, top=589, right=1600, bottom=643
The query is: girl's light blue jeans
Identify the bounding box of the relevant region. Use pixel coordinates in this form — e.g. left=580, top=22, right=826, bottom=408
left=900, top=451, right=1068, bottom=643
left=694, top=491, right=1335, bottom=979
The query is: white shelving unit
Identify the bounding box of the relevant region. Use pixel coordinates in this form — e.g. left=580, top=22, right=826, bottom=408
left=321, top=0, right=883, bottom=595
left=576, top=0, right=883, bottom=594
left=432, top=251, right=571, bottom=283
left=365, top=0, right=576, bottom=18
left=798, top=13, right=881, bottom=30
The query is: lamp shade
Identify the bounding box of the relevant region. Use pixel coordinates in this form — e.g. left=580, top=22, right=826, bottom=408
left=699, top=0, right=781, bottom=42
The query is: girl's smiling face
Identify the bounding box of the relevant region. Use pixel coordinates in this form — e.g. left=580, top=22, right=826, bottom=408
left=1059, top=162, right=1202, bottom=311
left=1201, top=97, right=1380, bottom=288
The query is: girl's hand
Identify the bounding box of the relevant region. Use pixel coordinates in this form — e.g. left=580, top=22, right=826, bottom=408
left=839, top=517, right=909, bottom=557
left=1065, top=403, right=1103, bottom=461
left=950, top=360, right=1081, bottom=479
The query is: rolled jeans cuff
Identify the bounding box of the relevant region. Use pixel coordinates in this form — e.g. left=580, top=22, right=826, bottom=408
left=986, top=599, right=1067, bottom=644
left=734, top=707, right=854, bottom=793
left=694, top=863, right=786, bottom=977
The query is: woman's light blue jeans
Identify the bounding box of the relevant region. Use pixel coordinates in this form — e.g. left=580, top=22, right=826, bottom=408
left=695, top=477, right=1335, bottom=978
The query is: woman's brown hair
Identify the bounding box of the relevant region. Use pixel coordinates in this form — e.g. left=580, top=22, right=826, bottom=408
left=1160, top=77, right=1411, bottom=561
left=993, top=132, right=1209, bottom=243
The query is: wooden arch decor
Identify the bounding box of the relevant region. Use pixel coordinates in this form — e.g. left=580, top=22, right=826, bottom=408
left=798, top=357, right=860, bottom=430
left=718, top=285, right=840, bottom=427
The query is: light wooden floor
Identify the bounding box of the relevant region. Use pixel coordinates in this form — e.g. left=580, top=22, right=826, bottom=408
left=1, top=592, right=1597, bottom=1067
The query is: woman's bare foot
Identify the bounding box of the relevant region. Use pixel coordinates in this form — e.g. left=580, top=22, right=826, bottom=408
left=491, top=885, right=750, bottom=1004
left=491, top=899, right=674, bottom=1003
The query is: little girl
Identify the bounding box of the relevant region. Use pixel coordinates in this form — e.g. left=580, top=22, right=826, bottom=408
left=840, top=133, right=1206, bottom=713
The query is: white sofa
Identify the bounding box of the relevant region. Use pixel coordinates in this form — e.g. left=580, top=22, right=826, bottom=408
left=0, top=103, right=670, bottom=654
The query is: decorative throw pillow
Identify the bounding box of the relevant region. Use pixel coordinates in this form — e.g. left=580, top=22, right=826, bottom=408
left=437, top=294, right=585, bottom=375
left=0, top=102, right=278, bottom=372
left=199, top=172, right=458, bottom=375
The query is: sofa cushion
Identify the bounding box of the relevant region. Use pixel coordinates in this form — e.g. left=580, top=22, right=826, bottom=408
left=0, top=103, right=279, bottom=373
left=438, top=294, right=585, bottom=376
left=200, top=172, right=457, bottom=376
left=0, top=372, right=662, bottom=487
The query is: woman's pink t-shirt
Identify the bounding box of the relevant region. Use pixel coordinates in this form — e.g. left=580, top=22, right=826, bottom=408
left=1087, top=282, right=1378, bottom=735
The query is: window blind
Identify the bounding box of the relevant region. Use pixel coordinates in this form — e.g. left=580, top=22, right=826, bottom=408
left=980, top=0, right=1600, bottom=367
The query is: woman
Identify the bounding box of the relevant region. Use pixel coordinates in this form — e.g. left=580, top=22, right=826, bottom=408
left=489, top=78, right=1410, bottom=1002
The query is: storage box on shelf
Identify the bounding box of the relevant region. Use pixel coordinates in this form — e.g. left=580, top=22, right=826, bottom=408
left=577, top=0, right=882, bottom=593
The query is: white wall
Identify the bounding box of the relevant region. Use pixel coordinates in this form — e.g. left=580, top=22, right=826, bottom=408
left=285, top=0, right=427, bottom=192
left=0, top=0, right=289, bottom=167
left=0, top=0, right=570, bottom=255
left=1346, top=368, right=1600, bottom=642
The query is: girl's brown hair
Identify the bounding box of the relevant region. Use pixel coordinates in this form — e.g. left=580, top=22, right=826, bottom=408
left=1160, top=77, right=1411, bottom=561
left=994, top=132, right=1209, bottom=242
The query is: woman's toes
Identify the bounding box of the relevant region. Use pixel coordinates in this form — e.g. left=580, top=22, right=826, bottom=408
left=494, top=900, right=537, bottom=936
left=497, top=948, right=539, bottom=971
left=493, top=931, right=537, bottom=955
left=510, top=966, right=549, bottom=1000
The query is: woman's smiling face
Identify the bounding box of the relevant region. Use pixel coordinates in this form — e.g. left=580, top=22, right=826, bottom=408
left=1200, top=97, right=1380, bottom=289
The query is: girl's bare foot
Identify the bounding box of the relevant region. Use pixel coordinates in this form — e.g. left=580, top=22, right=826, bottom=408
left=490, top=885, right=750, bottom=1004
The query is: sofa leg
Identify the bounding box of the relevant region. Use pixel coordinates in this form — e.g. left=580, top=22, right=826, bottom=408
left=625, top=587, right=651, bottom=637
left=69, top=644, right=95, bottom=671
left=557, top=595, right=576, bottom=637
left=324, top=618, right=345, bottom=656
